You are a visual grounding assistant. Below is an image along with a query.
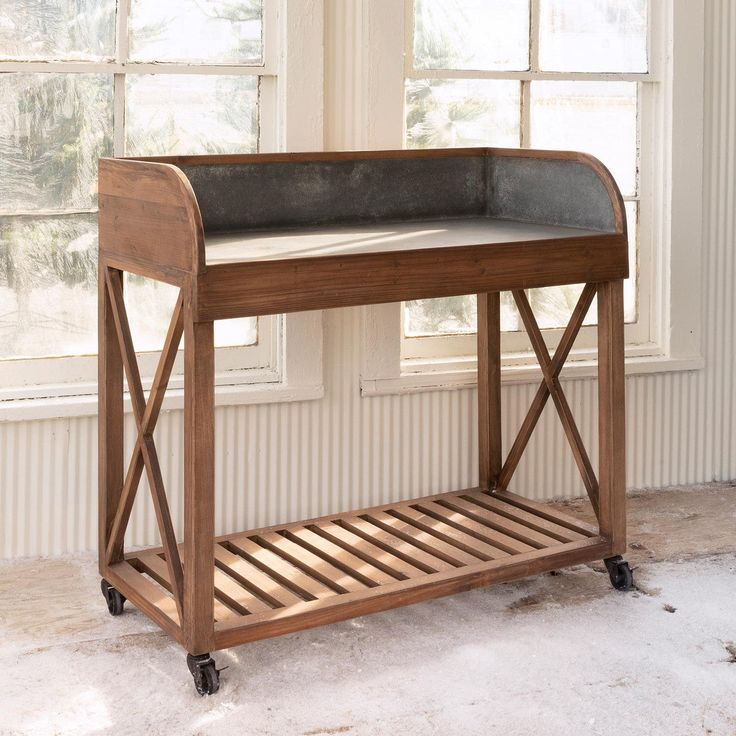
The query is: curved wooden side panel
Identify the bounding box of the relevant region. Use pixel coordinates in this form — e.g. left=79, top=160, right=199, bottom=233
left=98, top=158, right=205, bottom=279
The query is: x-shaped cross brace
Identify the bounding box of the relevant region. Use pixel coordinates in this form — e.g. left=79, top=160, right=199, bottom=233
left=103, top=269, right=185, bottom=619
left=496, top=283, right=601, bottom=518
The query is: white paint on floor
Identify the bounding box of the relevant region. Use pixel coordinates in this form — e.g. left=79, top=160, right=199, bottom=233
left=2, top=553, right=735, bottom=736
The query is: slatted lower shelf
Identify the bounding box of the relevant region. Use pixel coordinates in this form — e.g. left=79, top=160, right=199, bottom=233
left=114, top=488, right=608, bottom=650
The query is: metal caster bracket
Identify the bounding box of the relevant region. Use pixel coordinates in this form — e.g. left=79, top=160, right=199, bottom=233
left=604, top=555, right=634, bottom=591
left=100, top=579, right=126, bottom=616
left=187, top=653, right=221, bottom=696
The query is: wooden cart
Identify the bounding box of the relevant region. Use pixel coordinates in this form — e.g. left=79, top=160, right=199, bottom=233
left=98, top=148, right=631, bottom=695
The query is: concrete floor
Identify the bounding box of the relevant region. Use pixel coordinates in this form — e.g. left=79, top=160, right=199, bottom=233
left=1, top=483, right=735, bottom=736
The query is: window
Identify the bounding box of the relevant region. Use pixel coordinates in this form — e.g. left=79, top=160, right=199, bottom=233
left=403, top=0, right=646, bottom=362
left=360, top=0, right=703, bottom=394
left=0, top=0, right=324, bottom=408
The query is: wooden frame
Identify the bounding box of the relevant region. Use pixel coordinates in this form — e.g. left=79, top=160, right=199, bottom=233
left=98, top=147, right=627, bottom=678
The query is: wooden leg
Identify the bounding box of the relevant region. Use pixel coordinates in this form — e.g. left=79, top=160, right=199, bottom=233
left=183, top=309, right=216, bottom=654
left=99, top=265, right=124, bottom=570
left=477, top=292, right=502, bottom=490
left=597, top=280, right=626, bottom=554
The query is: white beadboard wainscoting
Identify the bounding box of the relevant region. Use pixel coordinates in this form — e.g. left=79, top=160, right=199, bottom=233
left=1, top=1, right=734, bottom=558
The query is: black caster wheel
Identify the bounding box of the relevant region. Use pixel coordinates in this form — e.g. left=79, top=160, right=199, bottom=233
left=100, top=579, right=126, bottom=615
left=604, top=556, right=634, bottom=591
left=187, top=653, right=220, bottom=696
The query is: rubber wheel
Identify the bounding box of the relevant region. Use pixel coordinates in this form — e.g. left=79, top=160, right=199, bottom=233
left=187, top=654, right=220, bottom=696
left=100, top=579, right=126, bottom=616
left=605, top=558, right=634, bottom=591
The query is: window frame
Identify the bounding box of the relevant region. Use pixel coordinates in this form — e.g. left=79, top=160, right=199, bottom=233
left=0, top=0, right=325, bottom=417
left=403, top=0, right=649, bottom=354
left=360, top=0, right=704, bottom=396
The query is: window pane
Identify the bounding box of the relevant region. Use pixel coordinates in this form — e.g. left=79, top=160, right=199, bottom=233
left=125, top=75, right=258, bottom=156
left=406, top=201, right=638, bottom=337
left=125, top=74, right=257, bottom=349
left=0, top=73, right=113, bottom=212
left=125, top=276, right=257, bottom=351
left=530, top=81, right=638, bottom=197
left=623, top=200, right=637, bottom=323
left=0, top=214, right=98, bottom=359
left=214, top=317, right=257, bottom=349
left=511, top=203, right=638, bottom=330
left=406, top=79, right=520, bottom=149
left=539, top=0, right=648, bottom=73
left=413, top=0, right=529, bottom=71
left=404, top=296, right=477, bottom=337
left=523, top=284, right=594, bottom=332
left=0, top=217, right=258, bottom=359
left=405, top=78, right=519, bottom=334
left=0, top=0, right=115, bottom=60
left=129, top=0, right=263, bottom=64
left=404, top=293, right=524, bottom=338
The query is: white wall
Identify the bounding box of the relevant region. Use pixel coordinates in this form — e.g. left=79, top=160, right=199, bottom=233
left=1, top=1, right=734, bottom=558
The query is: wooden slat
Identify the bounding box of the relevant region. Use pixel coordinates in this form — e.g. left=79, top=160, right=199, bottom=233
left=192, top=485, right=582, bottom=548
left=140, top=435, right=185, bottom=613
left=284, top=527, right=398, bottom=587
left=257, top=532, right=368, bottom=594
left=214, top=537, right=611, bottom=649
left=436, top=496, right=562, bottom=549
left=214, top=544, right=304, bottom=608
left=337, top=516, right=457, bottom=573
left=364, top=510, right=497, bottom=566
left=228, top=537, right=335, bottom=600
left=463, top=491, right=587, bottom=543
left=390, top=506, right=512, bottom=560
left=133, top=487, right=595, bottom=561
left=413, top=501, right=535, bottom=555
left=494, top=491, right=598, bottom=537
left=212, top=567, right=272, bottom=616
left=309, top=521, right=426, bottom=580
left=104, top=269, right=146, bottom=423
left=136, top=553, right=238, bottom=623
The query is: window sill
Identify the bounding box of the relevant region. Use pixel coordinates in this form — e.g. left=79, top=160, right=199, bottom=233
left=360, top=353, right=705, bottom=397
left=0, top=311, right=325, bottom=422
left=0, top=379, right=325, bottom=423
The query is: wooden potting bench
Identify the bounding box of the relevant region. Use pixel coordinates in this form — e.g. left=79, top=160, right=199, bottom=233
left=98, top=148, right=631, bottom=695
